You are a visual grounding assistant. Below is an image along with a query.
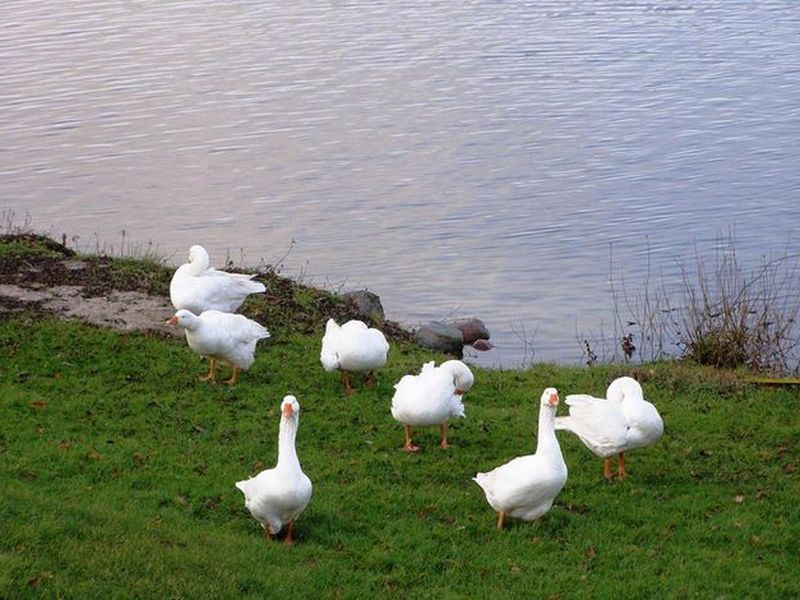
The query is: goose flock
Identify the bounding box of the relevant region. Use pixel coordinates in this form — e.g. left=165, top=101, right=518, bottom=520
left=167, top=244, right=665, bottom=543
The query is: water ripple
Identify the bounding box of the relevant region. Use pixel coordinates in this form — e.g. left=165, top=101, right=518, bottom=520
left=1, top=0, right=799, bottom=366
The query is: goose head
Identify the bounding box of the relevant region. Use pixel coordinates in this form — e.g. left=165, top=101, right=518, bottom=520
left=187, top=245, right=210, bottom=275
left=320, top=319, right=341, bottom=371
left=441, top=360, right=474, bottom=395
left=540, top=387, right=560, bottom=408
left=606, top=376, right=643, bottom=403
left=281, top=395, right=301, bottom=420
left=167, top=308, right=198, bottom=330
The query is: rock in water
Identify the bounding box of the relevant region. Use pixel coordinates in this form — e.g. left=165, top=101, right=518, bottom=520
left=447, top=318, right=490, bottom=345
left=415, top=321, right=464, bottom=354
left=471, top=339, right=493, bottom=351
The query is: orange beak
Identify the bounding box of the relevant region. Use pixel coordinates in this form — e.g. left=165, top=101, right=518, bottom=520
left=166, top=315, right=178, bottom=325
left=548, top=393, right=559, bottom=406
left=282, top=403, right=294, bottom=417
left=454, top=389, right=464, bottom=396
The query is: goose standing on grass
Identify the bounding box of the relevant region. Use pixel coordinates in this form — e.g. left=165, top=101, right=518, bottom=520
left=554, top=376, right=663, bottom=479
left=390, top=360, right=474, bottom=452
left=235, top=395, right=312, bottom=544
left=167, top=309, right=270, bottom=384
left=474, top=388, right=567, bottom=530
left=320, top=318, right=389, bottom=393
left=170, top=244, right=266, bottom=314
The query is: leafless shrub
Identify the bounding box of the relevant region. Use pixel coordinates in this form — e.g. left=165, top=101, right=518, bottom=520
left=604, top=234, right=800, bottom=375
left=575, top=319, right=614, bottom=365
left=84, top=229, right=166, bottom=264
left=255, top=238, right=296, bottom=277
left=673, top=243, right=800, bottom=374
left=609, top=237, right=674, bottom=363
left=1, top=210, right=33, bottom=234
left=510, top=321, right=538, bottom=368
left=583, top=339, right=598, bottom=367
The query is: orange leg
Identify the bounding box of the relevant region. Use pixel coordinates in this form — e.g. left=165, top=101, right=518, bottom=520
left=283, top=521, right=295, bottom=545
left=262, top=524, right=272, bottom=543
left=342, top=371, right=354, bottom=394
left=604, top=457, right=613, bottom=479
left=496, top=511, right=506, bottom=531
left=365, top=370, right=377, bottom=386
left=224, top=366, right=240, bottom=385
left=199, top=358, right=217, bottom=382
left=617, top=452, right=626, bottom=479
left=439, top=422, right=450, bottom=449
left=401, top=425, right=420, bottom=452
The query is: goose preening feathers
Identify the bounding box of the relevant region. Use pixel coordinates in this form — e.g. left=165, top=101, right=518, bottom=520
left=320, top=318, right=389, bottom=392
left=474, top=388, right=567, bottom=530
left=168, top=308, right=270, bottom=384
left=554, top=376, right=663, bottom=479
left=170, top=244, right=265, bottom=314
left=390, top=360, right=474, bottom=452
left=235, top=395, right=313, bottom=544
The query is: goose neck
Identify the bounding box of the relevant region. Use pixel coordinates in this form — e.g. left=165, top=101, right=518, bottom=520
left=182, top=314, right=200, bottom=331
left=276, top=417, right=301, bottom=470
left=536, top=405, right=559, bottom=455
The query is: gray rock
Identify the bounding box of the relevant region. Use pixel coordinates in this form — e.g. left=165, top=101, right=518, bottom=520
left=447, top=317, right=490, bottom=345
left=342, top=289, right=385, bottom=325
left=415, top=321, right=464, bottom=353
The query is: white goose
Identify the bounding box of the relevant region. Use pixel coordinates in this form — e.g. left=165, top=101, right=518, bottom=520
left=168, top=308, right=270, bottom=384
left=235, top=395, right=313, bottom=544
left=390, top=360, right=474, bottom=452
left=320, top=318, right=389, bottom=392
left=474, top=388, right=567, bottom=530
left=554, top=376, right=663, bottom=479
left=170, top=244, right=266, bottom=314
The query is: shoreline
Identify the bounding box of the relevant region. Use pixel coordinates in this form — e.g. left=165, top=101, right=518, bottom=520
left=6, top=231, right=798, bottom=379
left=0, top=232, right=473, bottom=356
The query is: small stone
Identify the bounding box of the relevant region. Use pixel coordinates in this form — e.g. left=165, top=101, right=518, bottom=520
left=471, top=339, right=494, bottom=351
left=447, top=318, right=490, bottom=345
left=415, top=321, right=464, bottom=353
left=342, top=290, right=385, bottom=325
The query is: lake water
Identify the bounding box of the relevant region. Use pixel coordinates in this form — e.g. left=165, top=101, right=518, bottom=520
left=2, top=1, right=799, bottom=367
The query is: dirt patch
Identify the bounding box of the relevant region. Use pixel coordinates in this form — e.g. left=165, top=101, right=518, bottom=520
left=0, top=234, right=177, bottom=334
left=0, top=283, right=179, bottom=336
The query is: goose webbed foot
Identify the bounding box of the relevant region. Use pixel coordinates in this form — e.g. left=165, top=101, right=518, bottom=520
left=342, top=371, right=355, bottom=394
left=439, top=422, right=451, bottom=449
left=198, top=358, right=217, bottom=382
left=224, top=367, right=240, bottom=385
left=401, top=425, right=419, bottom=452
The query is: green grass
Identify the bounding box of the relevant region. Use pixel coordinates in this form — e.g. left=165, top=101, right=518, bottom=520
left=0, top=234, right=75, bottom=260
left=1, top=313, right=798, bottom=598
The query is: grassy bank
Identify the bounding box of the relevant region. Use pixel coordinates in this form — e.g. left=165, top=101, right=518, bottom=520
left=1, top=237, right=798, bottom=598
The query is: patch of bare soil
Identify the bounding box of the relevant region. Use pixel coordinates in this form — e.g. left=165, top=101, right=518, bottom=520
left=0, top=234, right=177, bottom=334
left=0, top=283, right=178, bottom=336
